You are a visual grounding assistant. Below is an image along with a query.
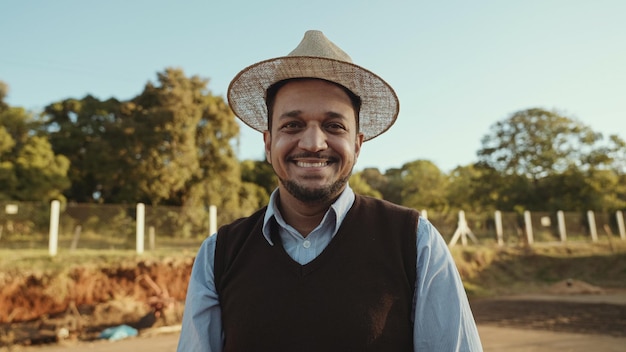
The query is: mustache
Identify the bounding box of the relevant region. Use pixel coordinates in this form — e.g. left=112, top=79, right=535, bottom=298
left=287, top=152, right=338, bottom=162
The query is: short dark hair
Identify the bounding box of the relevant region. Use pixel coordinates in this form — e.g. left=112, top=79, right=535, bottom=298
left=265, top=78, right=361, bottom=132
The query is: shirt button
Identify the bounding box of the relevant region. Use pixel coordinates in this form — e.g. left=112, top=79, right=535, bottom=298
left=303, top=240, right=311, bottom=248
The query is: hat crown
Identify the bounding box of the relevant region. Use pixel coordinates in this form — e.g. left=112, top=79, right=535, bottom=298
left=288, top=30, right=353, bottom=63
left=227, top=30, right=399, bottom=141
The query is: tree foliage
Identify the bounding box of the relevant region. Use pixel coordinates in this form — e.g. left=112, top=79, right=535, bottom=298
left=0, top=83, right=70, bottom=202
left=475, top=108, right=626, bottom=211
left=349, top=172, right=382, bottom=198
left=446, top=164, right=484, bottom=211
left=356, top=162, right=448, bottom=211
left=4, top=74, right=626, bottom=222
left=241, top=159, right=277, bottom=202
left=40, top=69, right=262, bottom=226
left=478, top=108, right=614, bottom=179
left=395, top=160, right=449, bottom=211
left=43, top=95, right=125, bottom=202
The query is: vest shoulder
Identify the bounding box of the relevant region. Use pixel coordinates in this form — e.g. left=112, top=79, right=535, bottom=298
left=356, top=195, right=420, bottom=216
left=218, top=206, right=266, bottom=237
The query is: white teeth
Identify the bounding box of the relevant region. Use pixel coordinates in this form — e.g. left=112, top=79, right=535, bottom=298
left=297, top=161, right=327, bottom=168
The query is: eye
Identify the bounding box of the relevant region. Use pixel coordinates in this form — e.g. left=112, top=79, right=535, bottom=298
left=325, top=122, right=346, bottom=132
left=279, top=120, right=303, bottom=132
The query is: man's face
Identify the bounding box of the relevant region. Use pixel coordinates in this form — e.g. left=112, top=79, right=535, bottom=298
left=263, top=79, right=364, bottom=203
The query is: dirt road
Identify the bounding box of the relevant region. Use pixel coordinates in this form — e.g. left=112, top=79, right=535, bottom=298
left=7, top=325, right=626, bottom=352
left=6, top=293, right=626, bottom=352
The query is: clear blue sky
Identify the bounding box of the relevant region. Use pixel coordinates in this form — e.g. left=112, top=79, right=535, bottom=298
left=1, top=0, right=625, bottom=172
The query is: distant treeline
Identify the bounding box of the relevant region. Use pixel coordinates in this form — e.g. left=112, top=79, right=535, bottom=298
left=1, top=69, right=625, bottom=225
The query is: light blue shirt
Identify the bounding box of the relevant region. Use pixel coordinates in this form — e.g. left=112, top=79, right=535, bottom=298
left=178, top=186, right=483, bottom=351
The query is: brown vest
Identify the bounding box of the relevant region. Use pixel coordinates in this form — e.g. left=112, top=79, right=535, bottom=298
left=214, top=195, right=419, bottom=351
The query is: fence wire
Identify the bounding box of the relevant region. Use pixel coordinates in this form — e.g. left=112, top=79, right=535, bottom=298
left=0, top=201, right=624, bottom=251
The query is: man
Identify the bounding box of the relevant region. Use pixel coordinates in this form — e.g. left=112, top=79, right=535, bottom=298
left=178, top=30, right=482, bottom=351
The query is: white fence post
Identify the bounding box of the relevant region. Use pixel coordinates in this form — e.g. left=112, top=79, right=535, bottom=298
left=49, top=200, right=60, bottom=257
left=524, top=211, right=534, bottom=245
left=136, top=203, right=145, bottom=254
left=587, top=210, right=598, bottom=242
left=209, top=205, right=217, bottom=236
left=617, top=210, right=625, bottom=241
left=448, top=210, right=477, bottom=247
left=495, top=210, right=503, bottom=246
left=557, top=210, right=567, bottom=242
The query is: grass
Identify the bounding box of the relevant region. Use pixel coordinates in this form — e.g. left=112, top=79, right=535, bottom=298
left=0, top=247, right=198, bottom=273
left=451, top=240, right=626, bottom=297
left=2, top=236, right=626, bottom=298
left=0, top=231, right=206, bottom=272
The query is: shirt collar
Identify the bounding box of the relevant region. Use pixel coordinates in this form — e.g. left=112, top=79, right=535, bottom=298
left=262, top=185, right=356, bottom=245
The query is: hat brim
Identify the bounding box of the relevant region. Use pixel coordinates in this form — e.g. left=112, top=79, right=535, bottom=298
left=227, top=56, right=399, bottom=141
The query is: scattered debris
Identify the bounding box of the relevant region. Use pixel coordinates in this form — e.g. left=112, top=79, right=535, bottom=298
left=547, top=278, right=605, bottom=295
left=99, top=324, right=138, bottom=341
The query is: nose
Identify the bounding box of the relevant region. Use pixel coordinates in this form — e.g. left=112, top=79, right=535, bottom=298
left=298, top=124, right=327, bottom=152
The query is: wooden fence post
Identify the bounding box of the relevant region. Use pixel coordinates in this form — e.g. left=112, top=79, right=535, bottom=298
left=495, top=210, right=503, bottom=246
left=209, top=205, right=217, bottom=236
left=587, top=210, right=598, bottom=242
left=557, top=210, right=567, bottom=242
left=524, top=211, right=534, bottom=245
left=136, top=203, right=145, bottom=254
left=70, top=225, right=82, bottom=251
left=448, top=210, right=477, bottom=247
left=49, top=200, right=60, bottom=257
left=617, top=210, right=625, bottom=241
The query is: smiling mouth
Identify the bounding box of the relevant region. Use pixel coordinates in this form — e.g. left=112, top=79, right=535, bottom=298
left=289, top=153, right=337, bottom=168
left=296, top=161, right=329, bottom=168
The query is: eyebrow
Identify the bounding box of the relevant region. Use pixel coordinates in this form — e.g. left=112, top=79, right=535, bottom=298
left=325, top=111, right=348, bottom=120
left=279, top=110, right=303, bottom=119
left=278, top=110, right=349, bottom=120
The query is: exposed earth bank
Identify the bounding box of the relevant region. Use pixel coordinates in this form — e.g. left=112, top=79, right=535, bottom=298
left=0, top=257, right=192, bottom=347
left=2, top=243, right=626, bottom=348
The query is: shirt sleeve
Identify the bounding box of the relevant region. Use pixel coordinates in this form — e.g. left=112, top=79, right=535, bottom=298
left=413, top=217, right=483, bottom=351
left=177, top=234, right=223, bottom=352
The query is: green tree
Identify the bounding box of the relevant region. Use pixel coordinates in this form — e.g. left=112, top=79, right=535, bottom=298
left=478, top=108, right=615, bottom=180
left=127, top=68, right=210, bottom=205
left=395, top=160, right=449, bottom=211
left=0, top=81, right=9, bottom=112
left=477, top=108, right=626, bottom=211
left=349, top=171, right=382, bottom=198
left=446, top=164, right=484, bottom=211
left=358, top=167, right=389, bottom=197
left=240, top=159, right=277, bottom=198
left=0, top=84, right=70, bottom=202
left=43, top=96, right=125, bottom=202
left=0, top=126, right=17, bottom=199
left=187, top=84, right=253, bottom=224
left=41, top=68, right=250, bottom=219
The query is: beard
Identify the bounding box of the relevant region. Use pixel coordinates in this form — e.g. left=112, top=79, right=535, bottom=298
left=279, top=173, right=351, bottom=204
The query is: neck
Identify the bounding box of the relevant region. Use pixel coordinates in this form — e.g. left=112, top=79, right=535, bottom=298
left=277, top=188, right=340, bottom=237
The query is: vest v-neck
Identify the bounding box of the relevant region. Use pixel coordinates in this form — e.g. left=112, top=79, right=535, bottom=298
left=215, top=195, right=418, bottom=351
left=269, top=198, right=359, bottom=277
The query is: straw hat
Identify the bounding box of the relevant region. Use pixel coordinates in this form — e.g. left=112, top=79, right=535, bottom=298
left=227, top=30, right=399, bottom=141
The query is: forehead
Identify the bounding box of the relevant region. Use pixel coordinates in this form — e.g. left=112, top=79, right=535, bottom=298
left=272, top=79, right=355, bottom=117
left=275, top=78, right=351, bottom=100
left=266, top=78, right=361, bottom=132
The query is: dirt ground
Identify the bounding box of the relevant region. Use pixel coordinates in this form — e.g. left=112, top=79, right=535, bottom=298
left=0, top=257, right=191, bottom=348
left=2, top=256, right=626, bottom=351
left=472, top=294, right=626, bottom=336
left=5, top=325, right=626, bottom=352
left=5, top=294, right=626, bottom=352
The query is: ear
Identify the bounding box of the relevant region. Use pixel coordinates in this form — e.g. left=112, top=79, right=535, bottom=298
left=263, top=130, right=272, bottom=164
left=354, top=132, right=364, bottom=159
